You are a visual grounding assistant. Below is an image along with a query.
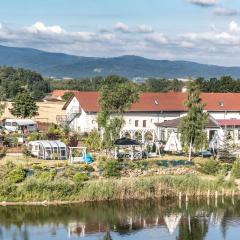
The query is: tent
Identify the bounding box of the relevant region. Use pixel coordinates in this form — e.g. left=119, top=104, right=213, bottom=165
left=209, top=129, right=225, bottom=150
left=164, top=132, right=182, bottom=152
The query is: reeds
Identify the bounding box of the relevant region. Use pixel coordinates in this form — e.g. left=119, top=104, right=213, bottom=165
left=0, top=174, right=235, bottom=203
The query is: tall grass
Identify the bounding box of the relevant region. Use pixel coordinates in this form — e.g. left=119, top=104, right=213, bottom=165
left=0, top=175, right=236, bottom=203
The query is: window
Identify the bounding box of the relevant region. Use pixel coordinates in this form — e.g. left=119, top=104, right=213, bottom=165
left=5, top=122, right=11, bottom=126
left=135, top=120, right=139, bottom=127
left=143, top=120, right=146, bottom=128
left=129, top=119, right=132, bottom=124
left=92, top=120, right=96, bottom=124
left=12, top=122, right=17, bottom=126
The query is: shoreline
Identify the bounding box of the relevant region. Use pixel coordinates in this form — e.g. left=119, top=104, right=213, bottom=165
left=0, top=174, right=238, bottom=206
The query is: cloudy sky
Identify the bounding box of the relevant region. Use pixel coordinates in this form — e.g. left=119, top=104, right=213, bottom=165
left=1, top=0, right=240, bottom=66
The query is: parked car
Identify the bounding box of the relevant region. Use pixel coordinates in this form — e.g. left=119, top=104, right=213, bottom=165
left=198, top=150, right=212, bottom=158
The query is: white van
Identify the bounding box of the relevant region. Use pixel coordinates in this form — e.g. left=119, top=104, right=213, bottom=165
left=4, top=119, right=37, bottom=132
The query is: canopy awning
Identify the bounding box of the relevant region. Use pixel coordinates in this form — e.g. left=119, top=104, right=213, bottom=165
left=114, top=138, right=141, bottom=146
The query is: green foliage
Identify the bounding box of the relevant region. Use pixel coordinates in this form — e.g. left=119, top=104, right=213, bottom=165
left=218, top=134, right=236, bottom=162
left=27, top=132, right=47, bottom=141
left=7, top=167, right=26, bottom=183
left=35, top=169, right=57, bottom=181
left=72, top=173, right=89, bottom=183
left=198, top=159, right=219, bottom=175
left=231, top=161, right=240, bottom=179
left=85, top=129, right=101, bottom=151
left=218, top=163, right=232, bottom=176
left=62, top=92, right=74, bottom=101
left=0, top=67, right=50, bottom=100
left=10, top=92, right=39, bottom=118
left=97, top=75, right=139, bottom=150
left=179, top=81, right=208, bottom=159
left=22, top=146, right=31, bottom=157
left=101, top=160, right=122, bottom=178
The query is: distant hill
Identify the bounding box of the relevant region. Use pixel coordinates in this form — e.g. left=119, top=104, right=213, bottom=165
left=1, top=45, right=240, bottom=79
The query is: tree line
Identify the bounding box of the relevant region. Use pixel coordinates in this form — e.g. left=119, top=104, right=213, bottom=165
left=51, top=75, right=240, bottom=93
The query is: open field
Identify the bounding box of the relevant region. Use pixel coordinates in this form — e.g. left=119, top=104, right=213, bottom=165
left=2, top=101, right=66, bottom=123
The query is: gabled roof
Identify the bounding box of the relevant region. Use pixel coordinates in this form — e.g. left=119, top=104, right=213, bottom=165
left=63, top=91, right=240, bottom=113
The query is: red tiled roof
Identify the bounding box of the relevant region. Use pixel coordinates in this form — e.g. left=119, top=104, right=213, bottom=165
left=64, top=91, right=240, bottom=113
left=52, top=90, right=78, bottom=98
left=217, top=119, right=240, bottom=126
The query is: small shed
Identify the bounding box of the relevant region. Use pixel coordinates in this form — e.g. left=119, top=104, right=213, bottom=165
left=28, top=140, right=68, bottom=160
left=114, top=138, right=143, bottom=160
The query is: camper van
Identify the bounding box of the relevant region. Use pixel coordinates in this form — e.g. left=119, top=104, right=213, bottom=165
left=4, top=119, right=37, bottom=132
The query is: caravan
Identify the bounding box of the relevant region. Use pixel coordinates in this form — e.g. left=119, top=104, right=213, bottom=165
left=4, top=119, right=37, bottom=132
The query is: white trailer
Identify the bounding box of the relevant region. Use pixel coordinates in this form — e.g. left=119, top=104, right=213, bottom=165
left=4, top=119, right=37, bottom=132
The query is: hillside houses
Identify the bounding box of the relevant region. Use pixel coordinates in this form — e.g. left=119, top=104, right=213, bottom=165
left=60, top=91, right=240, bottom=144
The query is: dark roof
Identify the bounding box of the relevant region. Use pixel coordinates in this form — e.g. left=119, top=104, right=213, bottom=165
left=114, top=138, right=141, bottom=146
left=155, top=117, right=220, bottom=129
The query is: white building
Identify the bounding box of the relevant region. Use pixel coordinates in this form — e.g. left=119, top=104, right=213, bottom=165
left=60, top=91, right=240, bottom=144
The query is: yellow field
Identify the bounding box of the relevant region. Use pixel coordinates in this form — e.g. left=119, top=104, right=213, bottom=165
left=3, top=101, right=66, bottom=123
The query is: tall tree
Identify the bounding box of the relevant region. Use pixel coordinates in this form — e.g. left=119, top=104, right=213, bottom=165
left=10, top=92, right=39, bottom=118
left=179, top=81, right=208, bottom=161
left=97, top=75, right=139, bottom=150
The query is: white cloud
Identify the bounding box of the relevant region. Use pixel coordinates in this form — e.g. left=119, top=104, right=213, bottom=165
left=137, top=25, right=154, bottom=33
left=146, top=33, right=169, bottom=44
left=188, top=0, right=218, bottom=7
left=114, top=22, right=130, bottom=33
left=229, top=21, right=240, bottom=33
left=26, top=22, right=65, bottom=35
left=2, top=20, right=240, bottom=66
left=214, top=7, right=240, bottom=16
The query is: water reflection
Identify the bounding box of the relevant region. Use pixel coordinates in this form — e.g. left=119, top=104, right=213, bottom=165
left=0, top=199, right=239, bottom=239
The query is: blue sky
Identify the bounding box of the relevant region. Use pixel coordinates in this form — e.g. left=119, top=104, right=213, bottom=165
left=1, top=0, right=240, bottom=65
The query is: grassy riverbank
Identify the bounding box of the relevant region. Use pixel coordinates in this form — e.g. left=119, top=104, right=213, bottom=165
left=0, top=174, right=236, bottom=204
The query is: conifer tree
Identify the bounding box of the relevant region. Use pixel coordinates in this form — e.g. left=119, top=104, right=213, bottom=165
left=179, top=81, right=208, bottom=161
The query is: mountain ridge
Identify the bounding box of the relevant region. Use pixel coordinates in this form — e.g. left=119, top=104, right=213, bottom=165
left=0, top=45, right=240, bottom=79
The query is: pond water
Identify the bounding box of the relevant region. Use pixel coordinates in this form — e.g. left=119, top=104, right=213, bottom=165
left=0, top=198, right=240, bottom=240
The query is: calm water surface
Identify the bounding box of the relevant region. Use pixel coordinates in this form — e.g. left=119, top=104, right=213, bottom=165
left=0, top=198, right=240, bottom=240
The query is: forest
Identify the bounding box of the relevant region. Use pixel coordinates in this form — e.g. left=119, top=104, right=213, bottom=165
left=51, top=75, right=240, bottom=93
left=1, top=66, right=240, bottom=101
left=0, top=67, right=50, bottom=100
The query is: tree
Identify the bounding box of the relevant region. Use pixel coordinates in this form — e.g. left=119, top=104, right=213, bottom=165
left=97, top=75, right=139, bottom=150
left=62, top=92, right=74, bottom=101
left=10, top=92, right=39, bottom=118
left=85, top=129, right=101, bottom=151
left=179, top=81, right=208, bottom=161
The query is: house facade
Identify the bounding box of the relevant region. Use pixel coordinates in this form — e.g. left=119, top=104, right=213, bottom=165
left=60, top=91, right=240, bottom=144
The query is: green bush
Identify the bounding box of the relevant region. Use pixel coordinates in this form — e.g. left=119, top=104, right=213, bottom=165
left=102, top=160, right=122, bottom=178
left=7, top=167, right=26, bottom=183
left=218, top=163, right=232, bottom=176
left=198, top=159, right=219, bottom=175
left=231, top=161, right=240, bottom=179
left=72, top=173, right=89, bottom=183
left=79, top=164, right=94, bottom=172
left=35, top=169, right=57, bottom=181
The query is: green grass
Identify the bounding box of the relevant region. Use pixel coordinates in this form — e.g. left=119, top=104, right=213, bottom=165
left=0, top=174, right=236, bottom=203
